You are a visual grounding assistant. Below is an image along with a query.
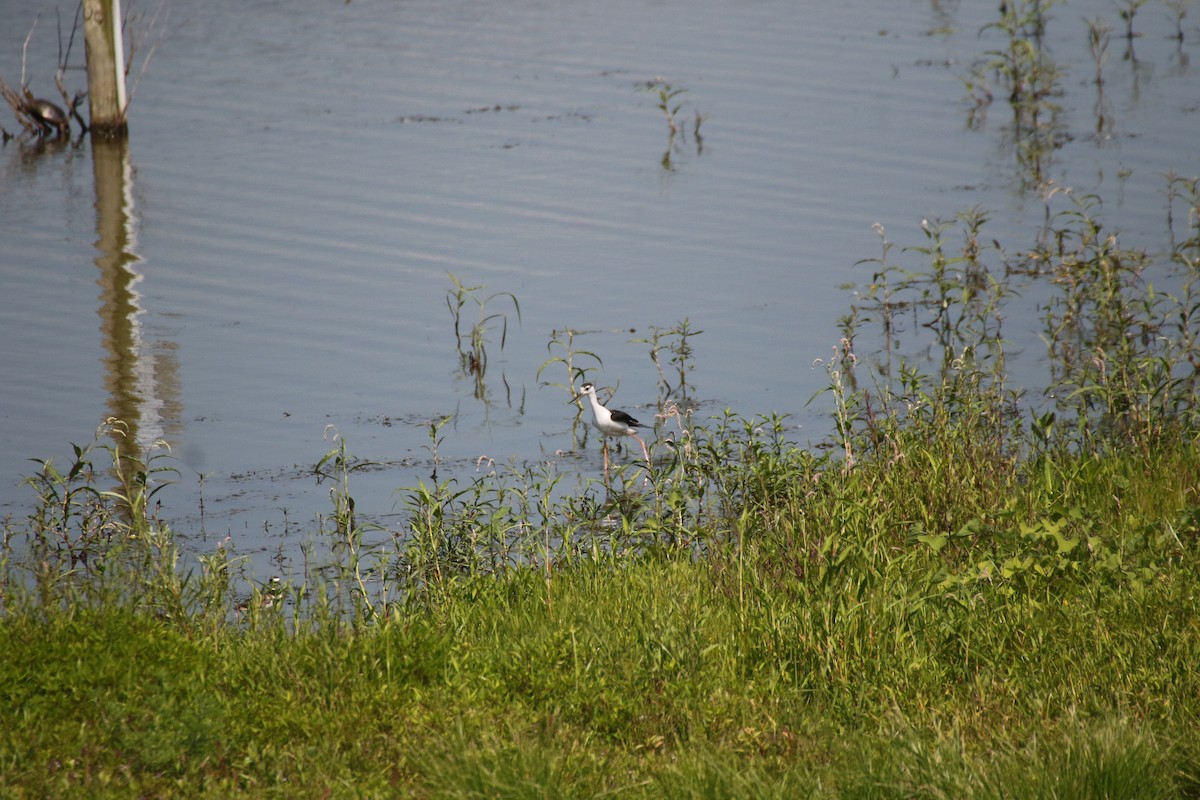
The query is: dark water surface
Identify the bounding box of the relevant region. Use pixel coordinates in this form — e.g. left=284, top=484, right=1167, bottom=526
left=2, top=0, right=1197, bottom=573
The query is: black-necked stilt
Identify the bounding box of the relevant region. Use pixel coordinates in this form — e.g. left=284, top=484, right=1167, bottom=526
left=572, top=382, right=651, bottom=468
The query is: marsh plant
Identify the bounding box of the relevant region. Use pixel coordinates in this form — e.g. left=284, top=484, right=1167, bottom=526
left=1, top=419, right=235, bottom=622
left=410, top=414, right=455, bottom=483
left=634, top=317, right=702, bottom=405
left=17, top=419, right=178, bottom=571
left=643, top=79, right=687, bottom=137
left=1116, top=0, right=1151, bottom=55
left=9, top=178, right=1197, bottom=622
left=1087, top=16, right=1114, bottom=138
left=313, top=426, right=389, bottom=620
left=1036, top=192, right=1200, bottom=451
left=850, top=221, right=901, bottom=367
left=539, top=327, right=608, bottom=444
left=1167, top=171, right=1200, bottom=261
left=840, top=178, right=1200, bottom=467
left=964, top=0, right=1067, bottom=186
left=850, top=210, right=1009, bottom=395
left=444, top=272, right=521, bottom=399
left=639, top=78, right=707, bottom=170
left=538, top=328, right=603, bottom=393
left=1166, top=0, right=1194, bottom=42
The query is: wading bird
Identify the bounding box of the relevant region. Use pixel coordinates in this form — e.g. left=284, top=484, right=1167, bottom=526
left=571, top=382, right=651, bottom=470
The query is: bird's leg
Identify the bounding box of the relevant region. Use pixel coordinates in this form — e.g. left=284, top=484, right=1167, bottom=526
left=631, top=433, right=650, bottom=465
left=602, top=438, right=610, bottom=474
left=631, top=433, right=651, bottom=487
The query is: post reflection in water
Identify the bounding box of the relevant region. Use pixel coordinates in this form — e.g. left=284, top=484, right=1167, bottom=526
left=91, top=137, right=181, bottom=457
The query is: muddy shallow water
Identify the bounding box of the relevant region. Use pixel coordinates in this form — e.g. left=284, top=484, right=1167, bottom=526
left=1, top=0, right=1197, bottom=575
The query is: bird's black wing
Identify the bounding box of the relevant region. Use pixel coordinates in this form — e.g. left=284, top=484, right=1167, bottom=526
left=610, top=409, right=641, bottom=428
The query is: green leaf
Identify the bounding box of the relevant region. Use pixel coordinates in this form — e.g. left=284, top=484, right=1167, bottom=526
left=917, top=533, right=948, bottom=553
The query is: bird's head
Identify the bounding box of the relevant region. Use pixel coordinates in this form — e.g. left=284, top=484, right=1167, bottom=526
left=569, top=382, right=597, bottom=404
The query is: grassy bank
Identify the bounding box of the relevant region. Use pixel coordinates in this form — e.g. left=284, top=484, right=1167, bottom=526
left=2, top=431, right=1199, bottom=797
left=4, top=176, right=1200, bottom=795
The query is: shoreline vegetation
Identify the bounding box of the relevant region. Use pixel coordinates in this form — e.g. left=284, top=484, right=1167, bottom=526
left=3, top=179, right=1199, bottom=797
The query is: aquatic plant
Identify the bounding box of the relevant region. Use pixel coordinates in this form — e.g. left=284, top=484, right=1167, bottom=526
left=0, top=420, right=246, bottom=626
left=538, top=327, right=604, bottom=440
left=538, top=328, right=602, bottom=395
left=841, top=181, right=1200, bottom=468
left=1087, top=16, right=1114, bottom=138
left=640, top=78, right=687, bottom=137
left=964, top=0, right=1068, bottom=186
left=444, top=272, right=522, bottom=399
left=1167, top=171, right=1200, bottom=263
left=314, top=426, right=387, bottom=621
left=1165, top=0, right=1193, bottom=42
left=638, top=78, right=706, bottom=170
left=1116, top=0, right=1151, bottom=45
left=633, top=317, right=702, bottom=405
left=16, top=419, right=177, bottom=573
left=1037, top=193, right=1200, bottom=453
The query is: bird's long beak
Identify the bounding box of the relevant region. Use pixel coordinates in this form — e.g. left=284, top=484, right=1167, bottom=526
left=567, top=393, right=581, bottom=404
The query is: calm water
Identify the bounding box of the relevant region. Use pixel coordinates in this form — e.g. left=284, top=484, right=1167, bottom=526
left=2, top=0, right=1197, bottom=574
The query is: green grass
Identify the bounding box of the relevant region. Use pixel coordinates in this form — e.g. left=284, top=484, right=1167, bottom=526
left=1, top=546, right=1198, bottom=796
